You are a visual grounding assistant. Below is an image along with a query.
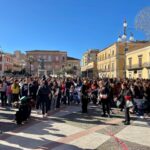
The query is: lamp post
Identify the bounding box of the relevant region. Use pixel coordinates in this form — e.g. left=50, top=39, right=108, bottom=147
left=117, top=19, right=135, bottom=79
left=28, top=56, right=34, bottom=76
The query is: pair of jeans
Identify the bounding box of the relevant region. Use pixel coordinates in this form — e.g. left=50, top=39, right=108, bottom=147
left=0, top=92, right=7, bottom=106
left=101, top=99, right=110, bottom=115
left=134, top=98, right=144, bottom=116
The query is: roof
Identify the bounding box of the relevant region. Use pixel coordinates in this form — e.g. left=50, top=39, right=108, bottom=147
left=99, top=40, right=150, bottom=53
left=83, top=49, right=100, bottom=55
left=126, top=45, right=150, bottom=55
left=26, top=50, right=67, bottom=53
left=67, top=56, right=80, bottom=61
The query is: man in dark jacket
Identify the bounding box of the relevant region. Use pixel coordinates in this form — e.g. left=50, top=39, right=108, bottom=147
left=81, top=80, right=89, bottom=113
left=37, top=79, right=50, bottom=118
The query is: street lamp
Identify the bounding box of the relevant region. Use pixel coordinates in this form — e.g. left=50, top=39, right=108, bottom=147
left=28, top=56, right=34, bottom=76
left=117, top=19, right=135, bottom=79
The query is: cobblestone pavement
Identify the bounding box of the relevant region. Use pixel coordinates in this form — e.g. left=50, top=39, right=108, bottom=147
left=0, top=107, right=18, bottom=133
left=0, top=104, right=150, bottom=150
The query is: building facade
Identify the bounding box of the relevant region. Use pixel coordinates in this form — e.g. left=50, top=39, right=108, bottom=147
left=97, top=43, right=118, bottom=78
left=97, top=41, right=150, bottom=78
left=0, top=53, right=14, bottom=75
left=81, top=49, right=99, bottom=78
left=13, top=50, right=26, bottom=70
left=126, top=46, right=150, bottom=79
left=66, top=57, right=80, bottom=76
left=26, top=50, right=80, bottom=76
left=26, top=50, right=67, bottom=76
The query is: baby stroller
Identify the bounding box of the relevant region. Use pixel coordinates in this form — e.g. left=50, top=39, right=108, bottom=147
left=15, top=96, right=32, bottom=125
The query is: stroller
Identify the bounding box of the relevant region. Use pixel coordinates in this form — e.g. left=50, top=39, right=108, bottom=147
left=15, top=96, right=32, bottom=125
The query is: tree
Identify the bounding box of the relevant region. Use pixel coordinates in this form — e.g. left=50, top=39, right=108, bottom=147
left=135, top=7, right=150, bottom=40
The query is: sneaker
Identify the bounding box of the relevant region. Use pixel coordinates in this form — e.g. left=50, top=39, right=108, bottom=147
left=139, top=116, right=144, bottom=119
left=44, top=114, right=48, bottom=117
left=101, top=114, right=106, bottom=117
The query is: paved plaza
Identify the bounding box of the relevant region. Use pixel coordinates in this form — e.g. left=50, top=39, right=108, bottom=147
left=0, top=105, right=150, bottom=150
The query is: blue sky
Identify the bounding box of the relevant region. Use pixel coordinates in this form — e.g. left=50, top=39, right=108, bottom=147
left=0, top=0, right=149, bottom=59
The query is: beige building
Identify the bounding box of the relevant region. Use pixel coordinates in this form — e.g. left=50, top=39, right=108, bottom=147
left=66, top=57, right=80, bottom=76
left=12, top=51, right=26, bottom=71
left=97, top=41, right=150, bottom=78
left=81, top=49, right=99, bottom=78
left=0, top=53, right=13, bottom=75
left=126, top=46, right=150, bottom=79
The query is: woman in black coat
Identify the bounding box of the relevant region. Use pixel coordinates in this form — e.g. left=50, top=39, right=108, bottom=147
left=81, top=80, right=89, bottom=113
left=117, top=82, right=132, bottom=125
left=37, top=80, right=50, bottom=118
left=98, top=80, right=110, bottom=117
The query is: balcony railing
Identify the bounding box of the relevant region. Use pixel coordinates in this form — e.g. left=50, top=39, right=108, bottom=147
left=98, top=68, right=114, bottom=72
left=127, top=63, right=150, bottom=70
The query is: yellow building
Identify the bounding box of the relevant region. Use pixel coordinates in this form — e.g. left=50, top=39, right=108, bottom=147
left=126, top=46, right=150, bottom=79
left=81, top=49, right=99, bottom=78
left=66, top=56, right=80, bottom=76
left=97, top=41, right=150, bottom=78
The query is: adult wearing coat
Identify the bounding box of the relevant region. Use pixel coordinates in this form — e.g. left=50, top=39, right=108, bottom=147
left=116, top=82, right=132, bottom=125
left=37, top=79, right=50, bottom=118
left=81, top=80, right=89, bottom=113
left=98, top=80, right=110, bottom=117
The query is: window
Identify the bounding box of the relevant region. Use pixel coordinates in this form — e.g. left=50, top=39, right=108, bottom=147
left=62, top=56, right=65, bottom=61
left=43, top=55, right=46, bottom=59
left=138, top=55, right=142, bottom=67
left=56, top=56, right=59, bottom=61
left=48, top=56, right=51, bottom=61
left=108, top=64, right=110, bottom=70
left=138, top=70, right=142, bottom=78
left=112, top=62, right=114, bottom=71
left=128, top=58, right=132, bottom=69
left=112, top=50, right=114, bottom=56
left=129, top=71, right=132, bottom=78
left=0, top=64, right=3, bottom=70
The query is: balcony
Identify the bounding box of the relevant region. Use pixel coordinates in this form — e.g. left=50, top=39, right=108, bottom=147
left=127, top=62, right=150, bottom=70
left=98, top=68, right=112, bottom=72
left=143, top=63, right=150, bottom=69
left=81, top=62, right=96, bottom=72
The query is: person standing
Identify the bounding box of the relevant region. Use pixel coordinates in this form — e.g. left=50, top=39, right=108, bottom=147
left=81, top=80, right=89, bottom=113
left=11, top=79, right=20, bottom=103
left=0, top=78, right=7, bottom=106
left=6, top=82, right=12, bottom=107
left=37, top=79, right=50, bottom=118
left=116, top=83, right=132, bottom=125
left=98, top=80, right=110, bottom=117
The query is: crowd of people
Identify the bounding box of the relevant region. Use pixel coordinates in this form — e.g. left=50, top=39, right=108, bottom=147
left=0, top=75, right=150, bottom=125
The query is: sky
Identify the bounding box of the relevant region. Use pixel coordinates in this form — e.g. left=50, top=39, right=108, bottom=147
left=0, top=0, right=149, bottom=59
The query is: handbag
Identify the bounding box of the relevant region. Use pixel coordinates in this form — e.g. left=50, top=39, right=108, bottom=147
left=126, top=100, right=133, bottom=108
left=116, top=100, right=121, bottom=107
left=100, top=94, right=108, bottom=99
